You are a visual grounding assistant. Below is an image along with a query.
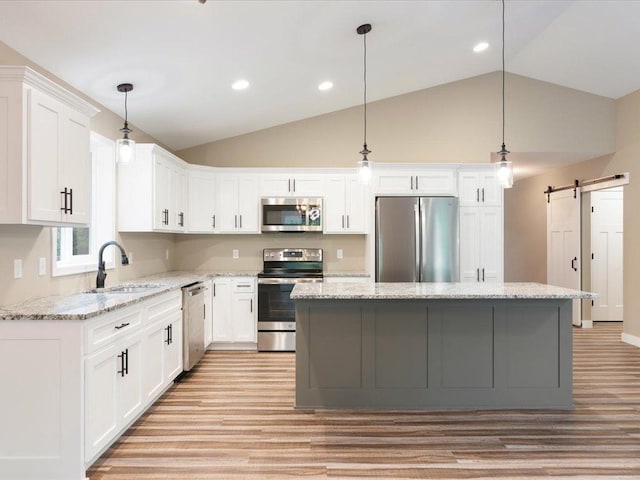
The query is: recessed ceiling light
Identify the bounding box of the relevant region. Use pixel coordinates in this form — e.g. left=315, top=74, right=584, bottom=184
left=318, top=81, right=334, bottom=91
left=473, top=42, right=489, bottom=53
left=232, top=79, right=250, bottom=91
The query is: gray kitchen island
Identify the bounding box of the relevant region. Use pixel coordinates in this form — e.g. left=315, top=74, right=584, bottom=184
left=291, top=282, right=595, bottom=410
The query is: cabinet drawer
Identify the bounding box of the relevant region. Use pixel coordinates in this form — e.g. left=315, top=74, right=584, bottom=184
left=146, top=291, right=182, bottom=325
left=85, top=307, right=142, bottom=355
left=232, top=279, right=255, bottom=293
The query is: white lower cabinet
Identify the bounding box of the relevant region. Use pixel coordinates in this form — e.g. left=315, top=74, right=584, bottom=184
left=459, top=206, right=503, bottom=283
left=84, top=290, right=183, bottom=465
left=204, top=279, right=213, bottom=348
left=210, top=276, right=257, bottom=348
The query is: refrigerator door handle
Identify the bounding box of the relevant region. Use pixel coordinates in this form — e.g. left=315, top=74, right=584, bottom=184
left=414, top=203, right=421, bottom=282
left=477, top=268, right=480, bottom=282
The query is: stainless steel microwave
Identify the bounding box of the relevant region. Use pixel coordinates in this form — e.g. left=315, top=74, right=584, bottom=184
left=261, top=198, right=323, bottom=232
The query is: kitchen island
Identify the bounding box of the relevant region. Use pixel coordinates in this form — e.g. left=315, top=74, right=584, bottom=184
left=291, top=282, right=595, bottom=410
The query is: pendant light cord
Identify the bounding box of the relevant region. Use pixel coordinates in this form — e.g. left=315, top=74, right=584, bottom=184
left=124, top=90, right=129, bottom=126
left=363, top=30, right=368, bottom=148
left=501, top=0, right=505, bottom=146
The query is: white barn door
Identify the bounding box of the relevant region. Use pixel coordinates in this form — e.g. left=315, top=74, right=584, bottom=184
left=591, top=188, right=624, bottom=321
left=547, top=188, right=581, bottom=326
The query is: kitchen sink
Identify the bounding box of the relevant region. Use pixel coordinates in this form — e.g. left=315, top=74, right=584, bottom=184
left=86, top=284, right=164, bottom=294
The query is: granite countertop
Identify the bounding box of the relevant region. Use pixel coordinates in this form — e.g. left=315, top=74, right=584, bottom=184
left=291, top=282, right=597, bottom=300
left=0, top=270, right=259, bottom=321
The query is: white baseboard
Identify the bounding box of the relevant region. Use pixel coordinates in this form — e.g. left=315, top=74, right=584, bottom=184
left=581, top=320, right=593, bottom=329
left=208, top=342, right=257, bottom=351
left=621, top=332, right=640, bottom=348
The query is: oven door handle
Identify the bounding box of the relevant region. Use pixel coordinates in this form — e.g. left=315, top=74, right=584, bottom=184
left=258, top=278, right=323, bottom=284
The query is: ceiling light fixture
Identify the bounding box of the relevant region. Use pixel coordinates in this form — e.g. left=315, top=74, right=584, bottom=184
left=318, top=81, right=334, bottom=91
left=473, top=41, right=489, bottom=53
left=357, top=23, right=372, bottom=184
left=496, top=0, right=513, bottom=188
left=116, top=83, right=135, bottom=164
left=232, top=79, right=250, bottom=91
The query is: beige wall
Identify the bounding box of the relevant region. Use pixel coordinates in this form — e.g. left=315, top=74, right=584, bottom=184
left=0, top=40, right=175, bottom=306
left=179, top=72, right=615, bottom=168
left=175, top=233, right=366, bottom=273
left=505, top=83, right=640, bottom=340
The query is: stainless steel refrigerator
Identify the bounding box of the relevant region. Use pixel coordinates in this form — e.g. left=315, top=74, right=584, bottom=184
left=375, top=197, right=459, bottom=282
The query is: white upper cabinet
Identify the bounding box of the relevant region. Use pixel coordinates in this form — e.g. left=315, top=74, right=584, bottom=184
left=0, top=66, right=99, bottom=225
left=118, top=144, right=187, bottom=233
left=216, top=174, right=259, bottom=233
left=187, top=169, right=217, bottom=233
left=373, top=165, right=457, bottom=196
left=259, top=173, right=324, bottom=197
left=459, top=205, right=503, bottom=283
left=458, top=167, right=502, bottom=206
left=324, top=175, right=367, bottom=234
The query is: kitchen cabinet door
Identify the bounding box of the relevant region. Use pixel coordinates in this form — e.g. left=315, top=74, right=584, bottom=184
left=459, top=206, right=481, bottom=283
left=28, top=89, right=64, bottom=223
left=237, top=175, right=259, bottom=232
left=118, top=332, right=144, bottom=426
left=153, top=156, right=172, bottom=231
left=290, top=175, right=324, bottom=196
left=142, top=321, right=166, bottom=403
left=413, top=169, right=456, bottom=196
left=164, top=312, right=183, bottom=383
left=204, top=280, right=213, bottom=348
left=232, top=293, right=256, bottom=343
left=459, top=169, right=502, bottom=207
left=216, top=176, right=240, bottom=233
left=60, top=107, right=91, bottom=224
left=478, top=206, right=503, bottom=283
left=259, top=175, right=291, bottom=196
left=479, top=171, right=501, bottom=206
left=374, top=170, right=414, bottom=194
left=85, top=344, right=119, bottom=462
left=345, top=176, right=367, bottom=233
left=171, top=163, right=186, bottom=231
left=188, top=171, right=217, bottom=233
left=323, top=176, right=348, bottom=233
left=211, top=278, right=233, bottom=342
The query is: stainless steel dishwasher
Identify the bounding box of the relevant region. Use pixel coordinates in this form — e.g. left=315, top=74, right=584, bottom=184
left=182, top=282, right=207, bottom=371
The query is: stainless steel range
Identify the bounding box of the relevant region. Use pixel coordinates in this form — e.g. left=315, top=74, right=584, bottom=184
left=257, top=248, right=323, bottom=351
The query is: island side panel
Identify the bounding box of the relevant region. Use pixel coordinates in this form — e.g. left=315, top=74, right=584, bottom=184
left=295, top=298, right=574, bottom=409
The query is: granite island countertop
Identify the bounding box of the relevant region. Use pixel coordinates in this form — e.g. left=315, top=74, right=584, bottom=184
left=291, top=282, right=597, bottom=300
left=0, top=269, right=259, bottom=321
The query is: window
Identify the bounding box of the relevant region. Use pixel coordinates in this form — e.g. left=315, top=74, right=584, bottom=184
left=51, top=132, right=116, bottom=276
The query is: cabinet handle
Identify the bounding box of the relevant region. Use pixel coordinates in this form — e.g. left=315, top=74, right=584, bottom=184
left=476, top=188, right=480, bottom=202
left=212, top=215, right=216, bottom=229
left=415, top=176, right=418, bottom=190
left=288, top=178, right=291, bottom=193
left=237, top=284, right=251, bottom=288
left=477, top=268, right=480, bottom=282
left=165, top=325, right=171, bottom=345
left=293, top=179, right=296, bottom=192
left=342, top=215, right=345, bottom=229
left=117, top=351, right=125, bottom=377
left=482, top=268, right=485, bottom=282
left=411, top=176, right=414, bottom=190
left=60, top=187, right=69, bottom=213
left=239, top=215, right=242, bottom=228
left=178, top=212, right=184, bottom=227
left=203, top=303, right=206, bottom=319
left=571, top=257, right=578, bottom=271
left=482, top=188, right=485, bottom=203
left=68, top=188, right=73, bottom=215
left=213, top=283, right=216, bottom=297
left=124, top=348, right=129, bottom=376
left=235, top=215, right=237, bottom=228
left=346, top=215, right=350, bottom=229
left=169, top=324, right=173, bottom=344
left=114, top=322, right=130, bottom=330
left=250, top=298, right=253, bottom=312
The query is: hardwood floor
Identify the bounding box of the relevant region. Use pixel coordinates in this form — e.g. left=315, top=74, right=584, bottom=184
left=88, top=323, right=640, bottom=479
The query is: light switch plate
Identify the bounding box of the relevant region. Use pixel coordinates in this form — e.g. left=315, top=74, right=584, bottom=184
left=232, top=249, right=239, bottom=259
left=337, top=249, right=343, bottom=260
left=38, top=257, right=46, bottom=276
left=165, top=249, right=169, bottom=260
left=14, top=259, right=22, bottom=279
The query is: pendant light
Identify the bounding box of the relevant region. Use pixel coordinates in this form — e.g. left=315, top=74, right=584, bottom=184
left=496, top=0, right=513, bottom=188
left=357, top=23, right=372, bottom=183
left=116, top=83, right=135, bottom=164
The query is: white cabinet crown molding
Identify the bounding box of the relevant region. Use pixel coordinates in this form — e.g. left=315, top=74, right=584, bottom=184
left=0, top=65, right=100, bottom=118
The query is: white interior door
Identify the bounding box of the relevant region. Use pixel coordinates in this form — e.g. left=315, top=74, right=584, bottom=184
left=591, top=188, right=624, bottom=321
left=547, top=188, right=581, bottom=326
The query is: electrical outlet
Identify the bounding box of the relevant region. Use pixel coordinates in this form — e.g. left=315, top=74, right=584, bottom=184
left=165, top=249, right=169, bottom=261
left=337, top=249, right=344, bottom=260
left=38, top=257, right=46, bottom=276
left=14, top=259, right=22, bottom=279
left=232, top=249, right=239, bottom=259
left=128, top=252, right=134, bottom=264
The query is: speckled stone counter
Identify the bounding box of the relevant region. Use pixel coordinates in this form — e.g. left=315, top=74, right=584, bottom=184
left=294, top=282, right=593, bottom=410
left=322, top=272, right=371, bottom=278
left=292, top=282, right=595, bottom=300
left=0, top=270, right=259, bottom=320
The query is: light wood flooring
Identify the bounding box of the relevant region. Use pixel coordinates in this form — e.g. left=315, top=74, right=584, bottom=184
left=88, top=323, right=640, bottom=479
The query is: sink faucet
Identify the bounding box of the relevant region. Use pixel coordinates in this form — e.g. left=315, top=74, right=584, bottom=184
left=96, top=241, right=129, bottom=288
